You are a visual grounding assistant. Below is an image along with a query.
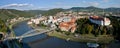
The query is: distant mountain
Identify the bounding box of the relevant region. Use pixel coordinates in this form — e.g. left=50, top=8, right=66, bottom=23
left=70, top=6, right=120, bottom=12
left=70, top=7, right=85, bottom=10
left=0, top=6, right=119, bottom=21
left=26, top=8, right=64, bottom=16
left=25, top=10, right=47, bottom=15
left=0, top=9, right=35, bottom=20
left=105, top=7, right=120, bottom=12
left=71, top=6, right=101, bottom=9
left=21, top=6, right=120, bottom=16
left=70, top=6, right=103, bottom=12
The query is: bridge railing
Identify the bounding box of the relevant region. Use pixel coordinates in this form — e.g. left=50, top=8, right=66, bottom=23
left=4, top=27, right=56, bottom=40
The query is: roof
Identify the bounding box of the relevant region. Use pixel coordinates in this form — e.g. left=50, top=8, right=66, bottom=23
left=59, top=22, right=74, bottom=27
left=90, top=16, right=104, bottom=20
left=90, top=16, right=110, bottom=21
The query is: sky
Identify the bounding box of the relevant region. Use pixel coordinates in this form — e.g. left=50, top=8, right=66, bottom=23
left=0, top=0, right=120, bottom=10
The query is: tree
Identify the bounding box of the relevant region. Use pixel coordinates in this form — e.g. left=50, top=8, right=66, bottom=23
left=110, top=17, right=120, bottom=41
left=81, top=28, right=86, bottom=34
left=86, top=24, right=93, bottom=34
left=95, top=28, right=98, bottom=35
left=103, top=27, right=107, bottom=35
left=0, top=19, right=7, bottom=33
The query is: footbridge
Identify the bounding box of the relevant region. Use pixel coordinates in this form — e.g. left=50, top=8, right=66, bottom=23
left=4, top=28, right=56, bottom=40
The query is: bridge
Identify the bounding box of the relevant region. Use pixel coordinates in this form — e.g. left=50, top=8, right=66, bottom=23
left=4, top=27, right=56, bottom=40
left=3, top=9, right=56, bottom=40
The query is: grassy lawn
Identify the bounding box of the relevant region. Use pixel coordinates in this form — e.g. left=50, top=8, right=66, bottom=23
left=47, top=31, right=114, bottom=44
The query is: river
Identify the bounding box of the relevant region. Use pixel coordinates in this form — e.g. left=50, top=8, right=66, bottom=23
left=13, top=21, right=88, bottom=48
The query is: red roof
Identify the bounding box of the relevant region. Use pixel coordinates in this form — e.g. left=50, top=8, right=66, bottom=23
left=90, top=16, right=110, bottom=21
left=90, top=16, right=104, bottom=20
left=59, top=17, right=76, bottom=32
left=59, top=22, right=74, bottom=27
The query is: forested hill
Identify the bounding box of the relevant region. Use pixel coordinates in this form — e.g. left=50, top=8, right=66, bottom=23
left=0, top=18, right=7, bottom=33
left=1, top=6, right=120, bottom=21
left=70, top=6, right=120, bottom=12
left=26, top=8, right=64, bottom=16
left=0, top=9, right=35, bottom=21
left=25, top=10, right=47, bottom=15
left=26, top=6, right=120, bottom=16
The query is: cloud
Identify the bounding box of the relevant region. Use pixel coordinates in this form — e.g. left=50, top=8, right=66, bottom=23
left=82, top=1, right=99, bottom=7
left=0, top=3, right=33, bottom=8
left=87, top=2, right=99, bottom=7
left=103, top=0, right=109, bottom=2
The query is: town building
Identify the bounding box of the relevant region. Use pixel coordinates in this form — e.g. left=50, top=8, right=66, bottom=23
left=89, top=16, right=111, bottom=26
left=59, top=17, right=76, bottom=33
left=27, top=16, right=46, bottom=25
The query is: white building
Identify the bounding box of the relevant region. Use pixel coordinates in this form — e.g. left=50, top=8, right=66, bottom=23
left=89, top=16, right=111, bottom=26
left=27, top=21, right=33, bottom=24
left=27, top=16, right=46, bottom=25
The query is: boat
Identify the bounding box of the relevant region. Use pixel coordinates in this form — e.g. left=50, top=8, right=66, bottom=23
left=87, top=42, right=99, bottom=48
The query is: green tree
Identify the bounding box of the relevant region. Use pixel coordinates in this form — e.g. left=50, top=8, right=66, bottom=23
left=0, top=18, right=8, bottom=33
left=86, top=24, right=93, bottom=34
left=81, top=28, right=86, bottom=34
left=94, top=28, right=99, bottom=37
left=103, top=27, right=107, bottom=35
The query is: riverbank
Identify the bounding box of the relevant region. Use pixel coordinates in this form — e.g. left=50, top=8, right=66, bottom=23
left=9, top=19, right=29, bottom=36
left=8, top=19, right=29, bottom=48
left=47, top=31, right=114, bottom=44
